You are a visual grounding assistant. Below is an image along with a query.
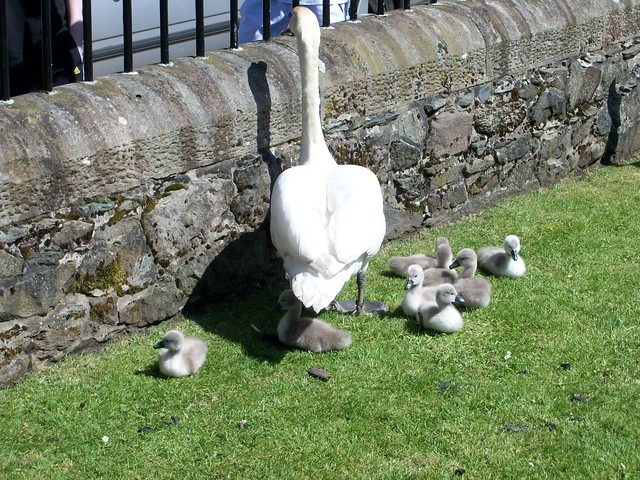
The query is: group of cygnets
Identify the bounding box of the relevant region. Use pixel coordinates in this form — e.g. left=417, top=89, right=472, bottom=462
left=395, top=234, right=525, bottom=334
left=152, top=235, right=525, bottom=376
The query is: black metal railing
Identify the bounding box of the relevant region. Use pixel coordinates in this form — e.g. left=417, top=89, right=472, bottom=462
left=0, top=0, right=426, bottom=102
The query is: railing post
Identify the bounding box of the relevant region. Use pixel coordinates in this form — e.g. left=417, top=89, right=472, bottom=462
left=230, top=0, right=238, bottom=48
left=322, top=0, right=330, bottom=27
left=262, top=0, right=270, bottom=40
left=195, top=0, right=205, bottom=56
left=41, top=0, right=53, bottom=92
left=82, top=0, right=93, bottom=81
left=160, top=0, right=169, bottom=64
left=123, top=0, right=133, bottom=72
left=0, top=0, right=10, bottom=101
left=349, top=0, right=359, bottom=21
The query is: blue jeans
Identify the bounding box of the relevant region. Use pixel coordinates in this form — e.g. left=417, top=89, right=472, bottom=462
left=238, top=0, right=350, bottom=43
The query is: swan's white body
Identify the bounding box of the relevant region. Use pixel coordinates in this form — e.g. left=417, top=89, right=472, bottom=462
left=276, top=289, right=352, bottom=353
left=417, top=284, right=465, bottom=333
left=402, top=264, right=438, bottom=318
left=388, top=236, right=449, bottom=278
left=154, top=330, right=208, bottom=377
left=477, top=235, right=526, bottom=278
left=270, top=7, right=386, bottom=313
left=450, top=248, right=492, bottom=309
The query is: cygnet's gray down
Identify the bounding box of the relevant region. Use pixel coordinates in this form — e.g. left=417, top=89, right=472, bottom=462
left=153, top=330, right=208, bottom=377
left=275, top=289, right=352, bottom=353
left=402, top=264, right=438, bottom=319
left=422, top=239, right=457, bottom=286
left=388, top=237, right=450, bottom=278
left=449, top=248, right=492, bottom=309
left=417, top=284, right=465, bottom=333
left=477, top=235, right=526, bottom=278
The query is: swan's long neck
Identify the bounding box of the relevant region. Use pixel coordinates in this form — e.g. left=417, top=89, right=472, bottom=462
left=297, top=32, right=332, bottom=165
left=460, top=263, right=476, bottom=279
left=278, top=299, right=303, bottom=335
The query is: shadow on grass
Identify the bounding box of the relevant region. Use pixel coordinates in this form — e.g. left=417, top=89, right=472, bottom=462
left=183, top=263, right=290, bottom=364
left=135, top=362, right=165, bottom=379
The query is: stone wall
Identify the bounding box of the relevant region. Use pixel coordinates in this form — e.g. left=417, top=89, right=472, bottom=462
left=1, top=0, right=639, bottom=386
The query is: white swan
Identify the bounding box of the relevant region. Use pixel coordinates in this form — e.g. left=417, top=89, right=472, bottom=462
left=417, top=284, right=465, bottom=333
left=153, top=330, right=208, bottom=377
left=477, top=235, right=526, bottom=278
left=388, top=236, right=450, bottom=278
left=449, top=248, right=492, bottom=308
left=422, top=238, right=457, bottom=287
left=401, top=264, right=438, bottom=318
left=275, top=289, right=352, bottom=353
left=269, top=7, right=386, bottom=314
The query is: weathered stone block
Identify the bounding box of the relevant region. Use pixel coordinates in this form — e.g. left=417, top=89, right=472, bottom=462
left=427, top=110, right=473, bottom=157
left=529, top=87, right=567, bottom=125
left=0, top=249, right=24, bottom=279
left=566, top=61, right=603, bottom=110
left=389, top=139, right=422, bottom=171
left=142, top=176, right=235, bottom=267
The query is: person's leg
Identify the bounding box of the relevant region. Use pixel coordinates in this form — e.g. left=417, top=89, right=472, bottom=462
left=238, top=0, right=350, bottom=44
left=239, top=0, right=291, bottom=43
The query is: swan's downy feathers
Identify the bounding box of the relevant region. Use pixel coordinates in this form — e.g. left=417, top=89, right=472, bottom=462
left=275, top=289, right=352, bottom=353
left=269, top=7, right=385, bottom=313
left=153, top=330, right=208, bottom=377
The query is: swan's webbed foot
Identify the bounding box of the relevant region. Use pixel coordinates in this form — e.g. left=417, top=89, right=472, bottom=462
left=330, top=299, right=388, bottom=315
left=327, top=270, right=388, bottom=314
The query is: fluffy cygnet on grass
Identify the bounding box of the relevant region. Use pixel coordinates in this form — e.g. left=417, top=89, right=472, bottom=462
left=422, top=238, right=457, bottom=287
left=388, top=236, right=450, bottom=277
left=449, top=248, right=492, bottom=309
left=153, top=330, right=208, bottom=377
left=417, top=284, right=465, bottom=333
left=477, top=235, right=526, bottom=278
left=401, top=264, right=438, bottom=318
left=275, top=289, right=352, bottom=353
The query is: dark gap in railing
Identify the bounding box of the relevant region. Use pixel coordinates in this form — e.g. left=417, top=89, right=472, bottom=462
left=230, top=0, right=239, bottom=48
left=404, top=0, right=411, bottom=10
left=292, top=0, right=300, bottom=8
left=195, top=0, right=205, bottom=56
left=0, top=0, right=9, bottom=101
left=123, top=0, right=133, bottom=72
left=160, top=0, right=169, bottom=64
left=41, top=0, right=53, bottom=92
left=82, top=0, right=93, bottom=81
left=377, top=0, right=385, bottom=15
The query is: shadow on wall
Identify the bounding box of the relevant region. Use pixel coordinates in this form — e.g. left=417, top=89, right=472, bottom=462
left=248, top=60, right=283, bottom=190
left=182, top=60, right=292, bottom=364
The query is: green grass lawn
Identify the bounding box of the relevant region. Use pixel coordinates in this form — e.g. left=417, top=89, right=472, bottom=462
left=1, top=164, right=639, bottom=479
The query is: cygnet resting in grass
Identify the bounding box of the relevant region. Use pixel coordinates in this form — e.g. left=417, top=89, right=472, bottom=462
left=417, top=284, right=465, bottom=333
left=388, top=236, right=450, bottom=278
left=477, top=235, right=526, bottom=278
left=275, top=289, right=352, bottom=353
left=449, top=248, right=492, bottom=309
left=422, top=239, right=457, bottom=287
left=401, top=264, right=438, bottom=318
left=153, top=330, right=208, bottom=377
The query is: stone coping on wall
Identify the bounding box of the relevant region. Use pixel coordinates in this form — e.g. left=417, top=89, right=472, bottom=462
left=1, top=0, right=638, bottom=229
